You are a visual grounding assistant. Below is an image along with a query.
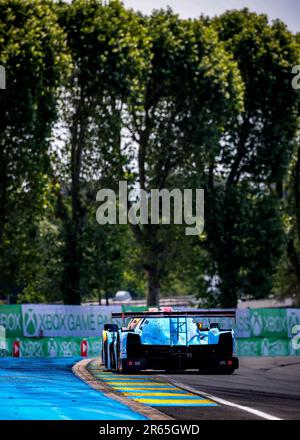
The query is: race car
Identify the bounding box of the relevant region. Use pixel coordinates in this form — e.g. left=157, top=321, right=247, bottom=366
left=102, top=309, right=239, bottom=374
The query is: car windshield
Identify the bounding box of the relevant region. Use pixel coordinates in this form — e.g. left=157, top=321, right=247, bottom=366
left=138, top=317, right=203, bottom=346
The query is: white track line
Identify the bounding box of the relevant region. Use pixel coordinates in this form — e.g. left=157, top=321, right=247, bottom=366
left=162, top=376, right=283, bottom=420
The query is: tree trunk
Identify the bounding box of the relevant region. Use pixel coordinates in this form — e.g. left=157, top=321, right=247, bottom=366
left=218, top=239, right=239, bottom=308
left=0, top=146, right=7, bottom=247
left=219, top=269, right=238, bottom=308
left=294, top=143, right=300, bottom=244
left=146, top=265, right=160, bottom=307
left=291, top=142, right=300, bottom=307
left=287, top=238, right=300, bottom=307
left=60, top=99, right=86, bottom=305
left=61, top=223, right=82, bottom=305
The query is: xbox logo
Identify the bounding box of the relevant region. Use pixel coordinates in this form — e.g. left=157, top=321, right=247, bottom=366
left=288, top=312, right=300, bottom=334
left=48, top=339, right=59, bottom=357
left=24, top=308, right=38, bottom=336
left=261, top=338, right=270, bottom=356
left=251, top=312, right=263, bottom=337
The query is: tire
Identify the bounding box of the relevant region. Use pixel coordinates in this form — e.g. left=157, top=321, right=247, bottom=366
left=104, top=341, right=108, bottom=367
left=198, top=369, right=214, bottom=374
left=117, top=354, right=128, bottom=374
left=110, top=344, right=116, bottom=370
left=224, top=368, right=235, bottom=375
left=217, top=367, right=235, bottom=375
left=116, top=337, right=127, bottom=374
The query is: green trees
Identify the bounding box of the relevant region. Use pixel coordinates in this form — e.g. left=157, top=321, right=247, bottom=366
left=124, top=10, right=243, bottom=305
left=201, top=9, right=300, bottom=306
left=55, top=0, right=150, bottom=304
left=274, top=136, right=300, bottom=307
left=0, top=0, right=67, bottom=300
left=288, top=138, right=300, bottom=307
left=283, top=33, right=300, bottom=306
left=0, top=3, right=299, bottom=308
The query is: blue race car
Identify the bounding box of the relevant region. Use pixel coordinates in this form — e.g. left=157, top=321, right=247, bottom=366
left=102, top=310, right=239, bottom=374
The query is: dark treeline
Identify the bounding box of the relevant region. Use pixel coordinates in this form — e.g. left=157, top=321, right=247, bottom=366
left=0, top=0, right=299, bottom=307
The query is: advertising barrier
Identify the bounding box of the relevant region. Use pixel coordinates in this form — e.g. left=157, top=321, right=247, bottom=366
left=286, top=309, right=300, bottom=338
left=174, top=307, right=299, bottom=339
left=0, top=305, right=300, bottom=357
left=0, top=325, right=7, bottom=356
left=3, top=335, right=300, bottom=358
left=249, top=308, right=288, bottom=338
left=0, top=305, right=23, bottom=337
left=5, top=337, right=102, bottom=358
left=21, top=304, right=122, bottom=337
left=0, top=304, right=298, bottom=339
left=236, top=338, right=300, bottom=357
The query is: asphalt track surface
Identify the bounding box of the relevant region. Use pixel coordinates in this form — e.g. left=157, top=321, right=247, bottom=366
left=0, top=357, right=146, bottom=420
left=0, top=357, right=299, bottom=420
left=152, top=357, right=300, bottom=420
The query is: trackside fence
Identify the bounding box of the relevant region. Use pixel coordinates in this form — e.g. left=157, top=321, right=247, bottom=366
left=0, top=305, right=299, bottom=357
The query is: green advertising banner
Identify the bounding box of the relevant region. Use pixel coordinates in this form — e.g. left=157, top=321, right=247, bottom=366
left=0, top=305, right=23, bottom=337
left=249, top=308, right=288, bottom=338
left=236, top=338, right=300, bottom=356
left=122, top=305, right=148, bottom=312
left=5, top=336, right=102, bottom=358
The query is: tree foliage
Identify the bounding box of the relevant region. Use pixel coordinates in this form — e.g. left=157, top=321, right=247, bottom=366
left=0, top=0, right=68, bottom=300
left=200, top=9, right=300, bottom=306
left=123, top=9, right=243, bottom=305
left=0, top=2, right=299, bottom=307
